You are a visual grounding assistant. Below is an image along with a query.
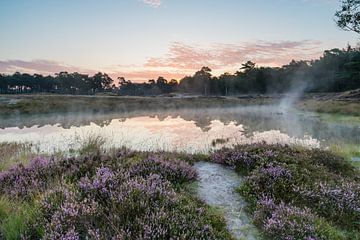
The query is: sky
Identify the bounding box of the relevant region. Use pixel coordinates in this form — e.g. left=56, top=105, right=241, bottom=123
left=0, top=0, right=358, bottom=82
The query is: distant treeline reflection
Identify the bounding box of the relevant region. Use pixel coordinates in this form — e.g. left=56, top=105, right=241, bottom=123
left=0, top=108, right=359, bottom=145
left=1, top=46, right=360, bottom=95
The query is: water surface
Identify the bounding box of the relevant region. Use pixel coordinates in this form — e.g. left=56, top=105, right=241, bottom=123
left=0, top=105, right=359, bottom=153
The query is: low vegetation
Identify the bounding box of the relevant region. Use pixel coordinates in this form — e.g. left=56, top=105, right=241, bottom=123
left=0, top=94, right=273, bottom=116
left=298, top=99, right=360, bottom=117
left=0, top=148, right=232, bottom=239
left=211, top=144, right=360, bottom=239
left=0, top=142, right=34, bottom=171
left=0, top=141, right=358, bottom=239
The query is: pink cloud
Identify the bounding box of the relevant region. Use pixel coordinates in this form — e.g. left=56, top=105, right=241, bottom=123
left=0, top=60, right=92, bottom=75
left=0, top=40, right=326, bottom=83
left=108, top=69, right=185, bottom=82
left=145, top=40, right=324, bottom=71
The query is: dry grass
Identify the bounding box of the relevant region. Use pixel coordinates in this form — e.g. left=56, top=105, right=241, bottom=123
left=298, top=99, right=360, bottom=116
left=0, top=142, right=34, bottom=171
left=0, top=94, right=274, bottom=116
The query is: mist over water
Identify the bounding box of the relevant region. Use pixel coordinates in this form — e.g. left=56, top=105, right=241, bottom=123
left=0, top=105, right=358, bottom=153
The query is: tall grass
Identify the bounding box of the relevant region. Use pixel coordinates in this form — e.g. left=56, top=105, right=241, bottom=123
left=0, top=198, right=41, bottom=240
left=77, top=134, right=106, bottom=155
left=330, top=143, right=360, bottom=168
left=0, top=142, right=34, bottom=171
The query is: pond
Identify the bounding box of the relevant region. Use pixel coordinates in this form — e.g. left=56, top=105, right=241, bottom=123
left=0, top=105, right=359, bottom=154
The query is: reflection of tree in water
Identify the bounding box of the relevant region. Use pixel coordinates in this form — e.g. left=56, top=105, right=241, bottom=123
left=0, top=106, right=359, bottom=145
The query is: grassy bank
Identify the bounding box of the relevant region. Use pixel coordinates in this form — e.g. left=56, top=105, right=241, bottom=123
left=298, top=99, right=360, bottom=117
left=0, top=94, right=273, bottom=116
left=1, top=94, right=360, bottom=119
left=0, top=141, right=359, bottom=239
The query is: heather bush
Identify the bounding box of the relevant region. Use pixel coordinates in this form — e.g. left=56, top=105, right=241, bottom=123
left=128, top=156, right=198, bottom=184
left=37, top=166, right=230, bottom=240
left=0, top=149, right=136, bottom=199
left=211, top=148, right=263, bottom=173
left=0, top=157, right=55, bottom=198
left=241, top=164, right=294, bottom=203
left=221, top=144, right=360, bottom=239
left=1, top=143, right=359, bottom=239
left=307, top=149, right=358, bottom=178
left=0, top=153, right=229, bottom=239
left=295, top=181, right=360, bottom=229
left=213, top=144, right=358, bottom=177
left=254, top=197, right=318, bottom=240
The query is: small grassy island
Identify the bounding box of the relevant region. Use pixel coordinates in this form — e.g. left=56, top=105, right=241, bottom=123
left=0, top=143, right=358, bottom=239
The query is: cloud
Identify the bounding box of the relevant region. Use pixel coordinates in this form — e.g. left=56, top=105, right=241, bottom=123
left=145, top=40, right=324, bottom=72
left=0, top=59, right=183, bottom=83
left=107, top=69, right=184, bottom=82
left=0, top=40, right=326, bottom=83
left=141, top=0, right=162, bottom=7
left=0, top=60, right=91, bottom=75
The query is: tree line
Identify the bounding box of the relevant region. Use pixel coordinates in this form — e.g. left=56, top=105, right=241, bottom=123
left=2, top=46, right=359, bottom=95
left=0, top=72, right=115, bottom=94
left=120, top=46, right=360, bottom=95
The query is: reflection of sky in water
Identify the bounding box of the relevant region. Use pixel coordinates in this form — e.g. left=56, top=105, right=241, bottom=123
left=0, top=115, right=319, bottom=153
left=0, top=106, right=358, bottom=153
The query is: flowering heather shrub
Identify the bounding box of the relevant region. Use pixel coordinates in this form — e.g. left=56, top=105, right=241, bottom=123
left=2, top=144, right=358, bottom=239
left=0, top=149, right=196, bottom=198
left=0, top=149, right=135, bottom=199
left=57, top=154, right=113, bottom=181
left=0, top=154, right=114, bottom=199
left=79, top=167, right=118, bottom=195
left=79, top=167, right=176, bottom=207
left=38, top=166, right=228, bottom=240
left=232, top=144, right=360, bottom=238
left=128, top=157, right=197, bottom=184
left=211, top=148, right=261, bottom=173
left=258, top=164, right=293, bottom=181
left=254, top=197, right=319, bottom=240
left=243, top=164, right=294, bottom=202
left=40, top=187, right=101, bottom=240
left=0, top=157, right=55, bottom=198
left=308, top=149, right=357, bottom=178
left=296, top=181, right=360, bottom=229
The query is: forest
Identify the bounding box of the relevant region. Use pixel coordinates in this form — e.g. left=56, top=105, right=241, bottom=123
left=1, top=46, right=359, bottom=95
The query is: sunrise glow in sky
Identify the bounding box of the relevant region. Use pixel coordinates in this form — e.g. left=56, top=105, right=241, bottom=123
left=0, top=0, right=358, bottom=82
